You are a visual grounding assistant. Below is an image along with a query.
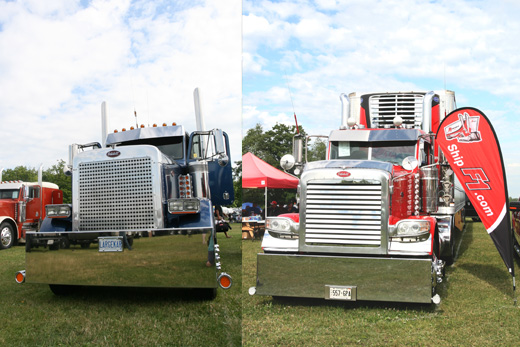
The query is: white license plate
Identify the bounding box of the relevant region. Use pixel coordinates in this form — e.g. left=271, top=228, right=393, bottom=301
left=98, top=237, right=123, bottom=252
left=325, top=285, right=356, bottom=301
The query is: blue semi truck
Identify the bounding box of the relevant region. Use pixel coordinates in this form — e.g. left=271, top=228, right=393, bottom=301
left=16, top=89, right=234, bottom=298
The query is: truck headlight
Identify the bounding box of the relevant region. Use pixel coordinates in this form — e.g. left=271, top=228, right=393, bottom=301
left=168, top=198, right=200, bottom=214
left=391, top=220, right=430, bottom=240
left=46, top=204, right=71, bottom=218
left=266, top=217, right=299, bottom=239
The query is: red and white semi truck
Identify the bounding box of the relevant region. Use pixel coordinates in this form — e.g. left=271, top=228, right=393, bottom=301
left=250, top=90, right=466, bottom=304
left=0, top=169, right=63, bottom=249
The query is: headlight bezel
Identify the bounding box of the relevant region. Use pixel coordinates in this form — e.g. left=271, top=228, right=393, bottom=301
left=390, top=219, right=431, bottom=241
left=168, top=198, right=201, bottom=214
left=266, top=216, right=299, bottom=239
left=46, top=204, right=71, bottom=218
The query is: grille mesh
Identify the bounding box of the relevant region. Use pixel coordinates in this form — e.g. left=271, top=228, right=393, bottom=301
left=304, top=182, right=382, bottom=247
left=78, top=157, right=156, bottom=231
left=369, top=93, right=424, bottom=128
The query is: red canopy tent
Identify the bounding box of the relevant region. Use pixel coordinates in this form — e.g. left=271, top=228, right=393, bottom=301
left=242, top=152, right=298, bottom=189
left=242, top=152, right=299, bottom=216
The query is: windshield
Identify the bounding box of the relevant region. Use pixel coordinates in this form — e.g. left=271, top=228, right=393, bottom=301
left=0, top=189, right=20, bottom=199
left=330, top=141, right=416, bottom=165
left=118, top=136, right=185, bottom=159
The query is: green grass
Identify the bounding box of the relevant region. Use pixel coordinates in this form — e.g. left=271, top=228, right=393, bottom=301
left=0, top=223, right=241, bottom=346
left=242, top=220, right=520, bottom=346
left=6, top=220, right=520, bottom=345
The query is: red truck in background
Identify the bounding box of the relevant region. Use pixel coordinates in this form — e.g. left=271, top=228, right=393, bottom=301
left=0, top=169, right=63, bottom=249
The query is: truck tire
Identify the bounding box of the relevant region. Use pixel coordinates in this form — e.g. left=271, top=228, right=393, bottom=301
left=0, top=222, right=16, bottom=249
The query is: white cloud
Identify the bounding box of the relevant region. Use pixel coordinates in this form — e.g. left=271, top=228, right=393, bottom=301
left=242, top=0, right=520, bottom=196
left=0, top=0, right=242, bottom=171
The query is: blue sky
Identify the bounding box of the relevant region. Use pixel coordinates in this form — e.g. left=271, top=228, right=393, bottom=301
left=0, top=0, right=241, bottom=173
left=243, top=0, right=520, bottom=197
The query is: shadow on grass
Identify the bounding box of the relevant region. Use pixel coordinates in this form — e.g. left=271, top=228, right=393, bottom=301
left=50, top=285, right=218, bottom=303
left=453, top=218, right=474, bottom=263
left=269, top=295, right=436, bottom=313
left=457, top=262, right=514, bottom=297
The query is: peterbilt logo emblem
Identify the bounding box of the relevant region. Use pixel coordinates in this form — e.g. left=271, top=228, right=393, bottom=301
left=337, top=171, right=351, bottom=177
left=107, top=150, right=121, bottom=158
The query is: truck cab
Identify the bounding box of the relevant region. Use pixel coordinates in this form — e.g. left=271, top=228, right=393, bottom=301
left=252, top=90, right=466, bottom=304
left=19, top=94, right=234, bottom=297
left=0, top=179, right=62, bottom=249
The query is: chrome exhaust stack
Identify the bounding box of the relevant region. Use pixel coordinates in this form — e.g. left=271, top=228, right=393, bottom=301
left=340, top=93, right=350, bottom=129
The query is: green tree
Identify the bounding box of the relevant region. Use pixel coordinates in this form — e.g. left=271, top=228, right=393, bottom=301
left=231, top=160, right=242, bottom=208
left=243, top=123, right=305, bottom=169
left=2, top=161, right=72, bottom=204
left=242, top=123, right=308, bottom=213
left=307, top=137, right=327, bottom=162
left=242, top=124, right=265, bottom=157
left=1, top=166, right=38, bottom=182
left=42, top=160, right=72, bottom=204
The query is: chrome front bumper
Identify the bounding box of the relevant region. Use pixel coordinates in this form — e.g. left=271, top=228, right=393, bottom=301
left=254, top=253, right=435, bottom=303
left=24, top=229, right=218, bottom=289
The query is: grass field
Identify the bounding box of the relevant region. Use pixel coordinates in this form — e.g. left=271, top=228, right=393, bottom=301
left=4, top=220, right=520, bottom=346
left=242, top=220, right=520, bottom=346
left=0, top=223, right=241, bottom=346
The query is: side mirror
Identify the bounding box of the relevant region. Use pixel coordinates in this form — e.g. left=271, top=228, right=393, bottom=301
left=402, top=156, right=419, bottom=171
left=213, top=129, right=226, bottom=155
left=63, top=165, right=72, bottom=176
left=218, top=153, right=229, bottom=167
left=280, top=154, right=295, bottom=171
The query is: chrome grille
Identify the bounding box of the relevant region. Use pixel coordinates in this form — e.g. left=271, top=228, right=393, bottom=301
left=369, top=93, right=424, bottom=128
left=78, top=157, right=156, bottom=231
left=304, top=182, right=382, bottom=247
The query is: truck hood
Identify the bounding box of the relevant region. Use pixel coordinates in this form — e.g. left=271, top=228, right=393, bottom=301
left=304, top=160, right=393, bottom=173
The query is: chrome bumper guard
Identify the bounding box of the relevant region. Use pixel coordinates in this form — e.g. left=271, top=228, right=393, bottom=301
left=254, top=253, right=434, bottom=304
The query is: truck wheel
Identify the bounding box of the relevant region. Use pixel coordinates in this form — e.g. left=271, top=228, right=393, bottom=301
left=0, top=222, right=16, bottom=249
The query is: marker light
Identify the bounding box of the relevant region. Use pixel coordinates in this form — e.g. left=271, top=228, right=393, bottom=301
left=122, top=128, right=126, bottom=131
left=140, top=124, right=145, bottom=128
left=130, top=126, right=135, bottom=130
left=153, top=124, right=157, bottom=127
left=162, top=123, right=167, bottom=127
left=217, top=273, right=232, bottom=289
left=172, top=122, right=177, bottom=126
left=15, top=270, right=26, bottom=284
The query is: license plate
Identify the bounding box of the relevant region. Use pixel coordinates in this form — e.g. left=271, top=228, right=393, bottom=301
left=98, top=237, right=123, bottom=252
left=325, top=285, right=356, bottom=301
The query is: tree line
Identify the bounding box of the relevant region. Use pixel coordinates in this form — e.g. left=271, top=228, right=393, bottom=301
left=2, top=160, right=72, bottom=203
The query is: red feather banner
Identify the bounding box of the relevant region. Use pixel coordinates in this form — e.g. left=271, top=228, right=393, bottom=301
left=436, top=107, right=514, bottom=283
